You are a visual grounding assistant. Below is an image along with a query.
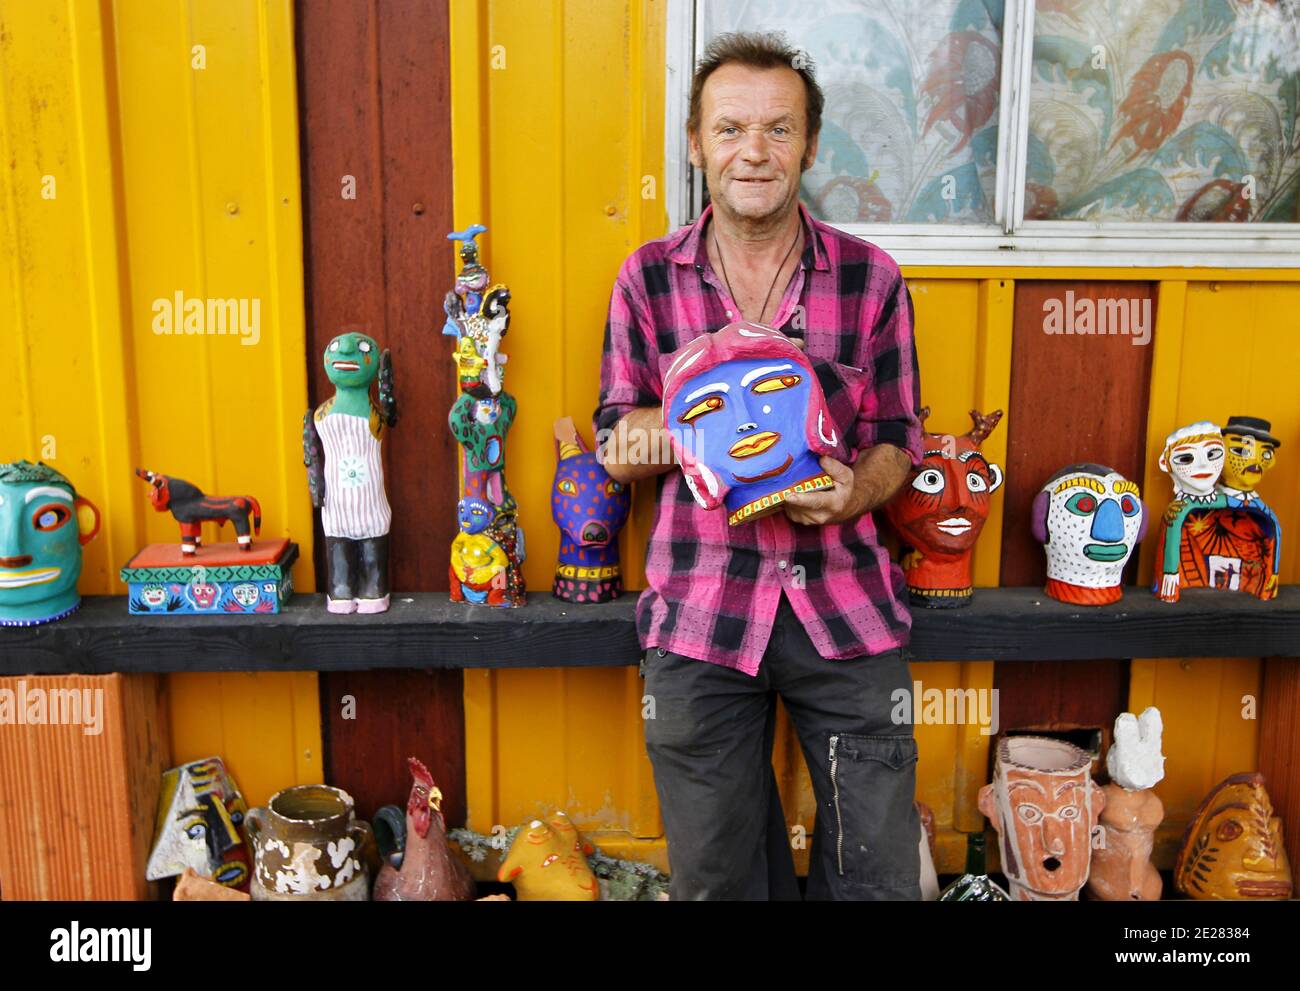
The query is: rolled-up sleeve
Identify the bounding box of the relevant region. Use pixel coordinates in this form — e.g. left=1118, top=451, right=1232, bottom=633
left=593, top=270, right=662, bottom=439
left=854, top=272, right=924, bottom=468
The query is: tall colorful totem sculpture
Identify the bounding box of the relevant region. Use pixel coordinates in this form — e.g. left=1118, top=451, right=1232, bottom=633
left=443, top=225, right=526, bottom=607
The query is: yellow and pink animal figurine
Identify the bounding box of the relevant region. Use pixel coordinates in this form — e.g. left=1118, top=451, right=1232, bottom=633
left=497, top=811, right=600, bottom=901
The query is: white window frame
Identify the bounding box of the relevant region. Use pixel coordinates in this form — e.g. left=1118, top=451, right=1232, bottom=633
left=666, top=0, right=1300, bottom=268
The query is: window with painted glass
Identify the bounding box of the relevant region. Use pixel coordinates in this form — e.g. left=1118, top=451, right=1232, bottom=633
left=665, top=0, right=1300, bottom=267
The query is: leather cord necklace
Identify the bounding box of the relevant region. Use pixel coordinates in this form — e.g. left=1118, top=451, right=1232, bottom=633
left=712, top=221, right=801, bottom=327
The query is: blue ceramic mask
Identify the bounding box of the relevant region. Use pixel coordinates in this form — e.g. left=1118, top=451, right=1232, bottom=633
left=0, top=460, right=100, bottom=625
left=660, top=323, right=852, bottom=525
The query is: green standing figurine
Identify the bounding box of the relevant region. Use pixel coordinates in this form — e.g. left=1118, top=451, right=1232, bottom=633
left=303, top=331, right=398, bottom=614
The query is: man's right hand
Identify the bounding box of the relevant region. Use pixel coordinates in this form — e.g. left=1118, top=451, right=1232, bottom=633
left=598, top=406, right=678, bottom=485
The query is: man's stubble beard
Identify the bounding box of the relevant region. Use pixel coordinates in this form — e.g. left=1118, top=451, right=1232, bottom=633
left=707, top=151, right=813, bottom=235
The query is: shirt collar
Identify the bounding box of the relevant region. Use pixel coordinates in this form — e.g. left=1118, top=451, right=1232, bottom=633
left=668, top=201, right=829, bottom=272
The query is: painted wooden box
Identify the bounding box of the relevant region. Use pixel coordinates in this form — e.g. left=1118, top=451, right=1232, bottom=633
left=120, top=539, right=298, bottom=615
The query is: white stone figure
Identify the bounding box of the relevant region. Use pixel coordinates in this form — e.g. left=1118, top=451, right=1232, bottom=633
left=1107, top=707, right=1165, bottom=791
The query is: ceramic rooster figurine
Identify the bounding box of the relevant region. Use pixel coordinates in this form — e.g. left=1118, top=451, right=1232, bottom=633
left=373, top=757, right=474, bottom=901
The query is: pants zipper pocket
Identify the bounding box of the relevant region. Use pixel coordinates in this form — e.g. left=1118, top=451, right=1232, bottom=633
left=829, top=734, right=843, bottom=877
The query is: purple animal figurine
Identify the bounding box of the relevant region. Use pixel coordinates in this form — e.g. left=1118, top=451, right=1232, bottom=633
left=135, top=468, right=261, bottom=555
left=551, top=417, right=630, bottom=603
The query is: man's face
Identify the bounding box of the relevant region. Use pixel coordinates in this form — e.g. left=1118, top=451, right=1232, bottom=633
left=689, top=63, right=817, bottom=225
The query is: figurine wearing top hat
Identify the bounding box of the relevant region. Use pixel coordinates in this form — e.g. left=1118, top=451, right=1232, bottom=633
left=1154, top=415, right=1281, bottom=602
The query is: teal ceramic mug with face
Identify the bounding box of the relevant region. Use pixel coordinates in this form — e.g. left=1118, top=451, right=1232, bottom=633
left=0, top=460, right=101, bottom=626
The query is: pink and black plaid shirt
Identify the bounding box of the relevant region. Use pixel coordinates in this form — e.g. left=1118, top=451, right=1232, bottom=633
left=594, top=202, right=923, bottom=674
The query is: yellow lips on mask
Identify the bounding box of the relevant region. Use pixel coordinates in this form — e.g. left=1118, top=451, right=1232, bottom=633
left=729, top=431, right=780, bottom=459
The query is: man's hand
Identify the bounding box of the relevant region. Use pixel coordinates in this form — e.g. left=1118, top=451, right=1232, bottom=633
left=783, top=455, right=860, bottom=525
left=597, top=407, right=677, bottom=485
left=784, top=444, right=912, bottom=526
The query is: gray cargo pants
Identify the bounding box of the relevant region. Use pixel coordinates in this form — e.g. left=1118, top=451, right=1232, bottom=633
left=641, top=593, right=921, bottom=900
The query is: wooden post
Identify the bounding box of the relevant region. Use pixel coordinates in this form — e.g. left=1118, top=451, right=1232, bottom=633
left=1259, top=657, right=1300, bottom=874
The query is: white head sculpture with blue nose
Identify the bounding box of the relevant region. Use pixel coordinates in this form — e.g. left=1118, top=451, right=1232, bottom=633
left=1031, top=462, right=1147, bottom=606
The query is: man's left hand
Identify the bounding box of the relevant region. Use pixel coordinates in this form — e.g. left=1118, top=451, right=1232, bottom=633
left=783, top=455, right=862, bottom=526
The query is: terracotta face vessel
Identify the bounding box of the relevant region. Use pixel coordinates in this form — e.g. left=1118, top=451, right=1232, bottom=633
left=978, top=736, right=1105, bottom=901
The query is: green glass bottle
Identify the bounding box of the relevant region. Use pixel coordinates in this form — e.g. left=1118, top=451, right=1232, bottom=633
left=939, top=832, right=1010, bottom=901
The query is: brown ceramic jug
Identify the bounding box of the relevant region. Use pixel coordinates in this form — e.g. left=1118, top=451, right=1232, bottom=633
left=246, top=784, right=374, bottom=901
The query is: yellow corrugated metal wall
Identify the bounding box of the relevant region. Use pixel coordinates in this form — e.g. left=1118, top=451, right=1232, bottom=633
left=0, top=0, right=319, bottom=808
left=451, top=0, right=1298, bottom=873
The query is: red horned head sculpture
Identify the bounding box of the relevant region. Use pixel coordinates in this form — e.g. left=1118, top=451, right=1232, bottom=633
left=135, top=468, right=170, bottom=511
left=884, top=408, right=1004, bottom=607
left=406, top=756, right=444, bottom=840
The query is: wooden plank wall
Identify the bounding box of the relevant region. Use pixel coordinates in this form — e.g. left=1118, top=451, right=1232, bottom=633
left=995, top=282, right=1156, bottom=750
left=295, top=0, right=466, bottom=823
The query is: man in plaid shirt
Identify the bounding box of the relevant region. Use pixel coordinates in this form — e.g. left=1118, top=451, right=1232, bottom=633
left=595, top=32, right=924, bottom=900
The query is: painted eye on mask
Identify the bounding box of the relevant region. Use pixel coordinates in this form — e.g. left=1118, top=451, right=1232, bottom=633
left=1017, top=805, right=1043, bottom=824
left=966, top=472, right=989, bottom=493
left=751, top=374, right=801, bottom=394
left=1120, top=494, right=1140, bottom=516
left=358, top=340, right=372, bottom=353
left=1229, top=445, right=1248, bottom=457
left=1065, top=492, right=1097, bottom=516
left=605, top=480, right=623, bottom=496
left=1216, top=819, right=1243, bottom=842
left=912, top=469, right=944, bottom=494
left=1172, top=453, right=1196, bottom=467
left=558, top=479, right=578, bottom=496
left=329, top=339, right=341, bottom=352
left=185, top=822, right=207, bottom=841
left=32, top=504, right=72, bottom=531
left=1206, top=447, right=1224, bottom=463
left=1262, top=448, right=1274, bottom=462
left=679, top=395, right=725, bottom=423
left=1059, top=805, right=1080, bottom=821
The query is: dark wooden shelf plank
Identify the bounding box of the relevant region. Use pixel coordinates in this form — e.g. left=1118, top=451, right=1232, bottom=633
left=2, top=587, right=1299, bottom=674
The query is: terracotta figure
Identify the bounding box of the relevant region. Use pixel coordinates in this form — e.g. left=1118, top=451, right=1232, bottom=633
left=303, top=330, right=398, bottom=614
left=172, top=867, right=251, bottom=901
left=978, top=736, right=1106, bottom=901
left=1031, top=463, right=1147, bottom=605
left=498, top=811, right=600, bottom=900
left=659, top=321, right=864, bottom=525
left=1156, top=416, right=1280, bottom=601
left=0, top=460, right=100, bottom=626
left=551, top=416, right=630, bottom=603
left=444, top=224, right=525, bottom=607
left=135, top=468, right=259, bottom=555
left=1087, top=708, right=1165, bottom=901
left=146, top=757, right=251, bottom=891
left=884, top=408, right=1004, bottom=607
left=246, top=784, right=374, bottom=901
left=1174, top=772, right=1292, bottom=900
left=373, top=757, right=474, bottom=901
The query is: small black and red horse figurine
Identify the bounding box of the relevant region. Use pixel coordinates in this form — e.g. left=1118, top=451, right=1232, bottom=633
left=135, top=469, right=262, bottom=555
